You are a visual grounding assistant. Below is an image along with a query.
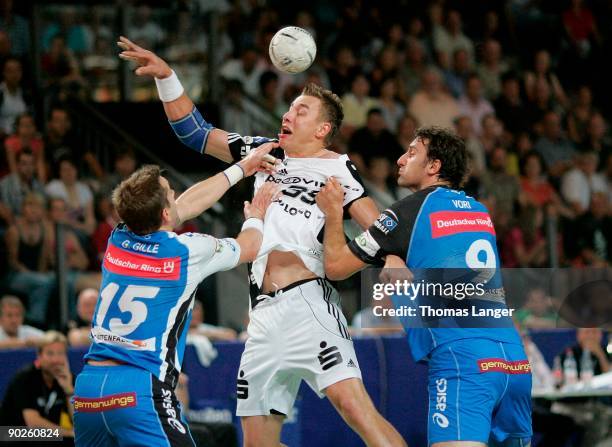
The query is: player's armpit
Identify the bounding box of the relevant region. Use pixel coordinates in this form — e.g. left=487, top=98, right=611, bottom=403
left=347, top=196, right=379, bottom=229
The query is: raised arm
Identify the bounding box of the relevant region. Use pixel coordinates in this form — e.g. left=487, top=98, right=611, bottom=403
left=175, top=142, right=278, bottom=224
left=117, top=36, right=238, bottom=163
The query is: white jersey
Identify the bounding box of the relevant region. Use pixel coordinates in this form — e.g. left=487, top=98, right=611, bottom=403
left=250, top=153, right=366, bottom=293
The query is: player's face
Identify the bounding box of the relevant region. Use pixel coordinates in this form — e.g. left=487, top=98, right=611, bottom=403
left=396, top=137, right=431, bottom=190
left=159, top=176, right=179, bottom=228
left=280, top=95, right=326, bottom=150
left=38, top=342, right=68, bottom=375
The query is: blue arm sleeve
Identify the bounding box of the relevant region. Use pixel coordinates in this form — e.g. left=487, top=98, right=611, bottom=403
left=169, top=106, right=214, bottom=154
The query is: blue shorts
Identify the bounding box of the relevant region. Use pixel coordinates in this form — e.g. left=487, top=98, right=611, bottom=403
left=427, top=339, right=532, bottom=446
left=73, top=364, right=194, bottom=447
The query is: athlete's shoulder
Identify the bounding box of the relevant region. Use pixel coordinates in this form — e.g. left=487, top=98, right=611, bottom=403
left=227, top=133, right=284, bottom=161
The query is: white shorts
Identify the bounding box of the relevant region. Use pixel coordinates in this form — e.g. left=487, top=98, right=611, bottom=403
left=235, top=278, right=362, bottom=417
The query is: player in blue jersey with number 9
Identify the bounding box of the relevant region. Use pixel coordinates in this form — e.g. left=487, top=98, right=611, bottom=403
left=73, top=146, right=279, bottom=447
left=316, top=127, right=532, bottom=447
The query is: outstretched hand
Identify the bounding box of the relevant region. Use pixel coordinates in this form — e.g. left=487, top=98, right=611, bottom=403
left=244, top=182, right=280, bottom=220
left=117, top=36, right=173, bottom=79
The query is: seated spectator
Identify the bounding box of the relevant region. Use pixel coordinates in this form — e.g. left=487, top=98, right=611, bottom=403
left=0, top=57, right=29, bottom=138
left=561, top=150, right=607, bottom=216
left=258, top=70, right=286, bottom=118
left=41, top=34, right=86, bottom=101
left=519, top=151, right=572, bottom=217
left=378, top=77, right=405, bottom=132
left=515, top=288, right=557, bottom=329
left=558, top=328, right=610, bottom=379
left=0, top=295, right=44, bottom=349
left=341, top=73, right=380, bottom=134
left=219, top=79, right=257, bottom=136
left=502, top=205, right=549, bottom=268
left=400, top=38, right=429, bottom=97
left=0, top=149, right=45, bottom=223
left=0, top=331, right=74, bottom=439
left=99, top=146, right=138, bottom=198
left=369, top=46, right=401, bottom=97
left=433, top=10, right=475, bottom=66
left=4, top=193, right=56, bottom=325
left=571, top=192, right=612, bottom=265
left=443, top=48, right=471, bottom=98
left=524, top=49, right=568, bottom=109
left=348, top=108, right=403, bottom=172
left=219, top=47, right=266, bottom=97
left=362, top=156, right=396, bottom=210
left=454, top=115, right=485, bottom=176
left=567, top=85, right=595, bottom=144
left=67, top=288, right=97, bottom=347
left=396, top=114, right=419, bottom=154
left=327, top=45, right=358, bottom=96
left=91, top=196, right=119, bottom=266
left=408, top=68, right=460, bottom=129
left=47, top=197, right=100, bottom=318
left=562, top=0, right=601, bottom=60
left=189, top=300, right=237, bottom=341
left=493, top=71, right=529, bottom=135
left=583, top=112, right=612, bottom=169
left=44, top=106, right=77, bottom=163
left=480, top=146, right=522, bottom=219
left=534, top=111, right=576, bottom=179
left=457, top=73, right=494, bottom=137
left=43, top=107, right=103, bottom=180
left=476, top=39, right=508, bottom=100
left=5, top=113, right=46, bottom=182
left=45, top=157, right=96, bottom=236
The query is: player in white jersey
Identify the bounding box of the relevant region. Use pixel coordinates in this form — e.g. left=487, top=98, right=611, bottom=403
left=118, top=36, right=406, bottom=447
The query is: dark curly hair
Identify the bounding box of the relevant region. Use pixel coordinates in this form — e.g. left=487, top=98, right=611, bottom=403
left=415, top=126, right=467, bottom=189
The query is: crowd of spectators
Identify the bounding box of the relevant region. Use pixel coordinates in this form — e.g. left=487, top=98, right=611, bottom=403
left=0, top=0, right=610, bottom=336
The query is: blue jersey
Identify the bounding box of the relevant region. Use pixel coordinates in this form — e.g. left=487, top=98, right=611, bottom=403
left=349, top=186, right=521, bottom=362
left=85, top=224, right=240, bottom=387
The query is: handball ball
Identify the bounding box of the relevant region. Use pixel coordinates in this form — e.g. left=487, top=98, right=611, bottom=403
left=269, top=26, right=316, bottom=74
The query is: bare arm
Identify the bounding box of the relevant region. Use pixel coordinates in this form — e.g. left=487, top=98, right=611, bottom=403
left=316, top=178, right=368, bottom=280
left=175, top=142, right=278, bottom=224
left=235, top=182, right=279, bottom=264
left=348, top=196, right=379, bottom=229
left=117, top=36, right=236, bottom=163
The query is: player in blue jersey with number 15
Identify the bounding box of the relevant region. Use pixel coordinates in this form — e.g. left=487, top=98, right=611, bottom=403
left=316, top=127, right=532, bottom=447
left=73, top=145, right=279, bottom=447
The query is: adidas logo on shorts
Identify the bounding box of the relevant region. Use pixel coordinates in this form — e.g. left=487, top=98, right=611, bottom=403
left=347, top=359, right=357, bottom=368
left=237, top=370, right=249, bottom=399
left=318, top=341, right=343, bottom=371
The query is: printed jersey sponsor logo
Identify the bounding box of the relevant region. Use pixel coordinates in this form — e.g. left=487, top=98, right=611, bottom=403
left=429, top=211, right=495, bottom=238
left=103, top=243, right=181, bottom=280
left=374, top=213, right=398, bottom=235
left=73, top=393, right=137, bottom=412
left=318, top=341, right=343, bottom=371
left=478, top=358, right=531, bottom=374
